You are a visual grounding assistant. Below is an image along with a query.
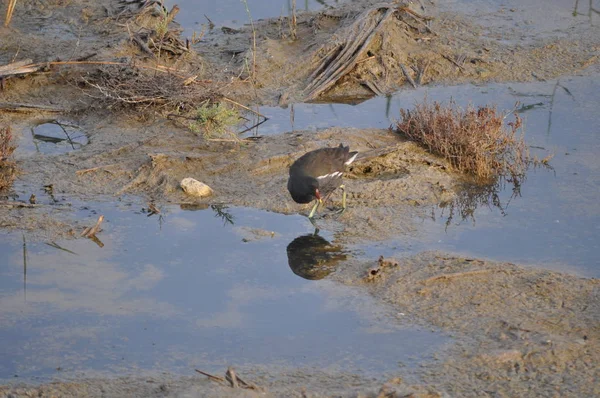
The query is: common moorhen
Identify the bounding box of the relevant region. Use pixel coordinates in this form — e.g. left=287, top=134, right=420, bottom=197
left=287, top=144, right=358, bottom=220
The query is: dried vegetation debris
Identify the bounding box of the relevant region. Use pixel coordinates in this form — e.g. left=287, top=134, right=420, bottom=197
left=81, top=65, right=219, bottom=111
left=304, top=2, right=434, bottom=100
left=0, top=126, right=17, bottom=191
left=116, top=0, right=195, bottom=58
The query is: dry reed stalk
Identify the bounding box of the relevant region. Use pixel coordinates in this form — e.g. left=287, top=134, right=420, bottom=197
left=241, top=0, right=256, bottom=81
left=290, top=0, right=297, bottom=40
left=4, top=0, right=17, bottom=27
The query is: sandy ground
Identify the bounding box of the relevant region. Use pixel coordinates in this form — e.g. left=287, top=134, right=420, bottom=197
left=0, top=0, right=599, bottom=396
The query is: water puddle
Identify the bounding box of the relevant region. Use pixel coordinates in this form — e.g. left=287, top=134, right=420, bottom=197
left=165, top=0, right=343, bottom=36
left=0, top=204, right=445, bottom=383
left=436, top=0, right=597, bottom=45
left=16, top=120, right=88, bottom=157
left=253, top=76, right=600, bottom=276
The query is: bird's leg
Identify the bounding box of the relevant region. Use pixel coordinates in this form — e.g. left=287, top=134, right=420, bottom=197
left=333, top=185, right=347, bottom=215
left=308, top=198, right=322, bottom=219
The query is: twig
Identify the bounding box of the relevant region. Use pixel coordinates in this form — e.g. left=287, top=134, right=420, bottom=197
left=0, top=59, right=43, bottom=78
left=132, top=35, right=155, bottom=57
left=88, top=234, right=105, bottom=248
left=204, top=14, right=215, bottom=29
left=361, top=79, right=384, bottom=96
left=416, top=59, right=430, bottom=85
left=225, top=367, right=258, bottom=390
left=46, top=242, right=78, bottom=255
left=76, top=164, right=120, bottom=175
left=225, top=367, right=239, bottom=388
left=356, top=55, right=376, bottom=65
left=441, top=54, right=464, bottom=70
left=195, top=369, right=226, bottom=384
left=81, top=215, right=104, bottom=238
left=400, top=63, right=417, bottom=88
left=75, top=53, right=98, bottom=62
left=147, top=203, right=160, bottom=216
left=221, top=97, right=268, bottom=120
left=401, top=6, right=437, bottom=35
left=236, top=117, right=268, bottom=135
left=4, top=0, right=17, bottom=27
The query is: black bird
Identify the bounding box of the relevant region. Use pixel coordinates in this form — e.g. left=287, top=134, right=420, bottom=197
left=287, top=144, right=358, bottom=220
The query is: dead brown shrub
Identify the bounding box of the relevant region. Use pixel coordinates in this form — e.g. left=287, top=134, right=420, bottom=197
left=396, top=100, right=530, bottom=183
left=0, top=126, right=17, bottom=190
left=81, top=65, right=221, bottom=114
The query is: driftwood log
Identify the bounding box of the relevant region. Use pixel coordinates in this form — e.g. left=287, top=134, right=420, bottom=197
left=304, top=3, right=433, bottom=101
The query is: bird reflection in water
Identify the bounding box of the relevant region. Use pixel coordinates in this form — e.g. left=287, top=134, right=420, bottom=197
left=286, top=234, right=348, bottom=280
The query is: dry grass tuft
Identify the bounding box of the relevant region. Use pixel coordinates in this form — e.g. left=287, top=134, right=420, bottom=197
left=396, top=99, right=531, bottom=183
left=0, top=126, right=17, bottom=190
left=81, top=65, right=220, bottom=113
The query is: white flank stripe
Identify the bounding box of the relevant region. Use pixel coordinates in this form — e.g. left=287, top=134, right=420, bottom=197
left=344, top=153, right=358, bottom=165
left=317, top=171, right=343, bottom=180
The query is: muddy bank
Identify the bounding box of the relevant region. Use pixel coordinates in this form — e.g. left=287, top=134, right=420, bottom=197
left=336, top=252, right=600, bottom=397
left=0, top=369, right=436, bottom=398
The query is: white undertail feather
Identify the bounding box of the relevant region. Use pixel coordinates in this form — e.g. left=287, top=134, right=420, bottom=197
left=344, top=153, right=358, bottom=165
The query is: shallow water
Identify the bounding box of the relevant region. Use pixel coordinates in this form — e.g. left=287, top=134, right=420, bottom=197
left=15, top=121, right=88, bottom=157
left=165, top=0, right=343, bottom=36
left=255, top=76, right=600, bottom=276
left=0, top=204, right=443, bottom=383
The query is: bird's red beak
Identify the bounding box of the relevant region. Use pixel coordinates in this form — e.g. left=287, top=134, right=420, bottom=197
left=315, top=189, right=321, bottom=200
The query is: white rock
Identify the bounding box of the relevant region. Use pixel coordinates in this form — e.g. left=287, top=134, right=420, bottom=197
left=180, top=178, right=213, bottom=198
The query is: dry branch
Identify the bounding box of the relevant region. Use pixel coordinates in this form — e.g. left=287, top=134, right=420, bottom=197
left=81, top=215, right=104, bottom=238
